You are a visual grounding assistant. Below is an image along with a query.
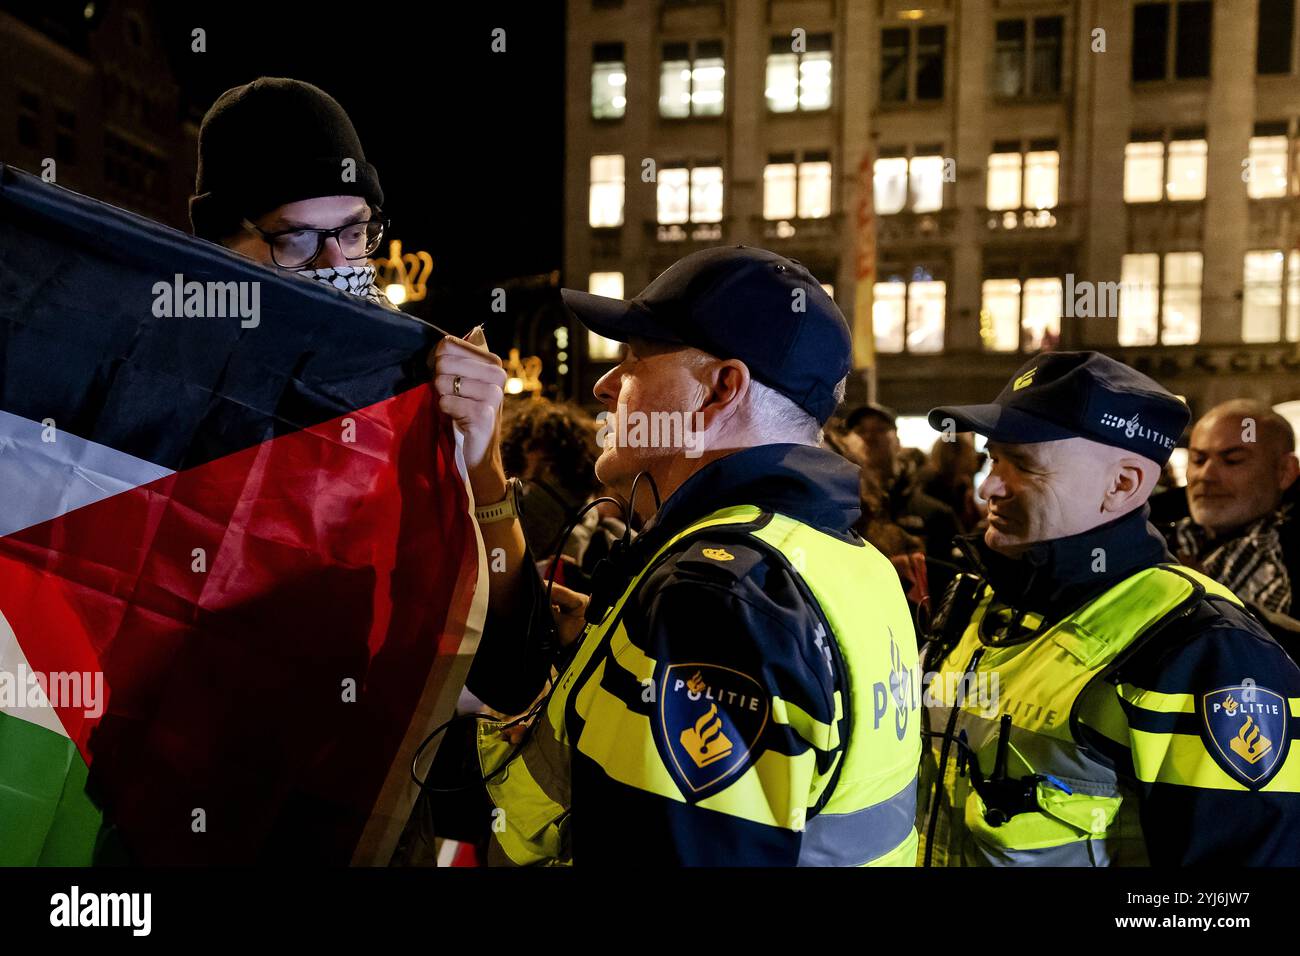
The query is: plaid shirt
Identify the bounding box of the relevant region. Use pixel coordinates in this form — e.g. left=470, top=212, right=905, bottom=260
left=1172, top=504, right=1293, bottom=614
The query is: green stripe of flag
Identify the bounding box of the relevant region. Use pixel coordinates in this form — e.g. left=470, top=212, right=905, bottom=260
left=0, top=710, right=102, bottom=865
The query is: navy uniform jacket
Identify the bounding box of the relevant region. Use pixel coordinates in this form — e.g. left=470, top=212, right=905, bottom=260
left=464, top=444, right=867, bottom=865
left=956, top=507, right=1300, bottom=865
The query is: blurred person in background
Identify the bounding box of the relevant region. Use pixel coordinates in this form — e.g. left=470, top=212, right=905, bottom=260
left=846, top=403, right=961, bottom=596
left=824, top=420, right=929, bottom=615
left=921, top=434, right=985, bottom=534
left=498, top=398, right=626, bottom=593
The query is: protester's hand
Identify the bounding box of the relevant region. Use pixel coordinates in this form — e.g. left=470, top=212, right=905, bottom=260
left=431, top=327, right=508, bottom=501
left=548, top=581, right=589, bottom=647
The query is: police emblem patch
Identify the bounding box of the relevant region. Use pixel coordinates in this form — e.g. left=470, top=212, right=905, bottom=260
left=1198, top=684, right=1290, bottom=790
left=655, top=663, right=769, bottom=800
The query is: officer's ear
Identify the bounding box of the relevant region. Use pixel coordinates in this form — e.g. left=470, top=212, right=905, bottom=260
left=1101, top=454, right=1156, bottom=514
left=696, top=357, right=751, bottom=430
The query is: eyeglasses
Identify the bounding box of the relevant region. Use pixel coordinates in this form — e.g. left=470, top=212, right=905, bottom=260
left=240, top=217, right=388, bottom=269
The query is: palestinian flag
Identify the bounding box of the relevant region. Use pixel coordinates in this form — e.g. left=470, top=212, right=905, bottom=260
left=0, top=165, right=484, bottom=864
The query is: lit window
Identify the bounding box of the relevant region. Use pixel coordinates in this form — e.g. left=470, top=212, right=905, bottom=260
left=587, top=273, right=625, bottom=360
left=588, top=271, right=624, bottom=299
left=980, top=278, right=1061, bottom=352
left=873, top=281, right=906, bottom=352
left=588, top=154, right=624, bottom=227
left=591, top=43, right=626, bottom=120
left=657, top=166, right=690, bottom=224
left=661, top=41, right=725, bottom=118
left=690, top=165, right=724, bottom=222
left=1166, top=138, right=1207, bottom=201
left=875, top=154, right=944, bottom=214
left=1161, top=252, right=1202, bottom=343
left=1119, top=254, right=1161, bottom=345
left=799, top=45, right=833, bottom=110
left=908, top=155, right=945, bottom=213
left=658, top=163, right=724, bottom=224
left=983, top=143, right=1060, bottom=211
left=1243, top=250, right=1284, bottom=342
left=798, top=158, right=832, bottom=218
left=980, top=279, right=1022, bottom=352
left=874, top=277, right=945, bottom=353
left=692, top=63, right=725, bottom=115
left=1124, top=141, right=1165, bottom=203
left=987, top=152, right=1022, bottom=211
left=766, top=34, right=832, bottom=112
left=1120, top=251, right=1201, bottom=345
left=873, top=157, right=909, bottom=215
left=1290, top=251, right=1300, bottom=341
left=587, top=334, right=622, bottom=362
left=660, top=47, right=691, bottom=118
left=763, top=160, right=797, bottom=220
left=1023, top=151, right=1059, bottom=209
left=766, top=50, right=799, bottom=112
left=1022, top=278, right=1062, bottom=351
left=1248, top=135, right=1289, bottom=199
left=907, top=281, right=946, bottom=353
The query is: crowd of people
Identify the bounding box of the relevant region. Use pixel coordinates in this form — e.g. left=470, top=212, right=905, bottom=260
left=508, top=392, right=1300, bottom=663
left=178, top=76, right=1298, bottom=866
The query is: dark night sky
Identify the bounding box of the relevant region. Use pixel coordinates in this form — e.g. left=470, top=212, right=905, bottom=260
left=156, top=1, right=567, bottom=313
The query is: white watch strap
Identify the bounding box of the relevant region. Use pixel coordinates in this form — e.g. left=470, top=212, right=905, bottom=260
left=474, top=479, right=519, bottom=524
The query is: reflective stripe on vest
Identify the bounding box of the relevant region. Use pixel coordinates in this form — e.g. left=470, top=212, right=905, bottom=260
left=919, top=564, right=1240, bottom=867
left=478, top=504, right=921, bottom=866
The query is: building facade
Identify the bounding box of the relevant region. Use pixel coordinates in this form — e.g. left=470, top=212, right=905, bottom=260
left=564, top=0, right=1300, bottom=425
left=1, top=1, right=198, bottom=232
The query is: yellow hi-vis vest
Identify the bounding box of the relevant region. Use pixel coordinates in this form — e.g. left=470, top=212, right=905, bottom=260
left=918, top=563, right=1242, bottom=866
left=476, top=504, right=922, bottom=866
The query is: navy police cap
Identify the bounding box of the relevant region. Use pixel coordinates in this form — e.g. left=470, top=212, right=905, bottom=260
left=928, top=351, right=1190, bottom=465
left=560, top=246, right=850, bottom=425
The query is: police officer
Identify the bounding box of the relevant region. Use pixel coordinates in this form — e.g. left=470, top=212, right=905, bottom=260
left=432, top=246, right=920, bottom=866
left=918, top=351, right=1300, bottom=866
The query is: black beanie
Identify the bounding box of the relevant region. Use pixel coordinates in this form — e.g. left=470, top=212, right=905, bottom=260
left=189, top=77, right=384, bottom=241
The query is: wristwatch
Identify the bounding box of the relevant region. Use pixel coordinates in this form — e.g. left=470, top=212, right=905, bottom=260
left=474, top=478, right=521, bottom=524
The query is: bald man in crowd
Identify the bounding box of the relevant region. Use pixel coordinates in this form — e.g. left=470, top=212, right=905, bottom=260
left=1169, top=400, right=1300, bottom=620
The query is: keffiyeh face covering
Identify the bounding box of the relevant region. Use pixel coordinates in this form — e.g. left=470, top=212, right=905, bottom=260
left=295, top=264, right=389, bottom=307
